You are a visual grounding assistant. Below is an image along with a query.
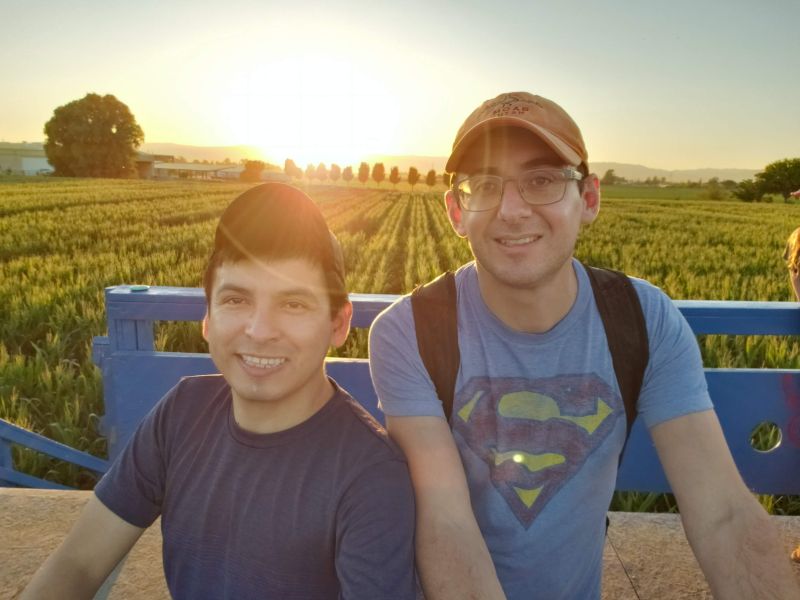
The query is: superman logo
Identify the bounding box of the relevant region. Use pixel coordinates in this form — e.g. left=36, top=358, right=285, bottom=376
left=452, top=374, right=620, bottom=528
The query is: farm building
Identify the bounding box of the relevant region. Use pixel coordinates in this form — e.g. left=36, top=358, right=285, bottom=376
left=0, top=145, right=53, bottom=175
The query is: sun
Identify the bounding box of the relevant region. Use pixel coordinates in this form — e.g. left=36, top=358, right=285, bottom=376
left=220, top=53, right=400, bottom=169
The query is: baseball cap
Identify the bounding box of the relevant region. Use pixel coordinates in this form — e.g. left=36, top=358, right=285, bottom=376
left=214, top=182, right=345, bottom=292
left=445, top=92, right=588, bottom=174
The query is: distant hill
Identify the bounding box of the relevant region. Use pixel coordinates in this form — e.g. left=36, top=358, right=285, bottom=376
left=140, top=143, right=267, bottom=164
left=591, top=162, right=757, bottom=184
left=3, top=142, right=758, bottom=182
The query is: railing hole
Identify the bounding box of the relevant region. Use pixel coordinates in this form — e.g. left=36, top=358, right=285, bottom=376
left=750, top=422, right=781, bottom=453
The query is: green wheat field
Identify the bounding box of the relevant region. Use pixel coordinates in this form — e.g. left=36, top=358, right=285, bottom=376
left=1, top=176, right=798, bottom=513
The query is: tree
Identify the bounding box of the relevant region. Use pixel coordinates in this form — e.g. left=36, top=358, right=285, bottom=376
left=358, top=162, right=370, bottom=186
left=600, top=169, right=625, bottom=186
left=316, top=163, right=328, bottom=184
left=425, top=169, right=437, bottom=189
left=704, top=177, right=725, bottom=200
left=284, top=158, right=302, bottom=179
left=240, top=160, right=265, bottom=182
left=44, top=93, right=144, bottom=178
left=755, top=158, right=800, bottom=199
left=389, top=166, right=400, bottom=188
left=372, top=162, right=386, bottom=187
left=342, top=166, right=353, bottom=185
left=305, top=163, right=315, bottom=182
left=330, top=164, right=341, bottom=184
left=732, top=178, right=764, bottom=202
left=407, top=166, right=420, bottom=191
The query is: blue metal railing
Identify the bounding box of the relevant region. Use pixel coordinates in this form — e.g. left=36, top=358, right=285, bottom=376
left=2, top=286, right=799, bottom=493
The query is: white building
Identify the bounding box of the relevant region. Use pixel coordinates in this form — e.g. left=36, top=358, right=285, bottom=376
left=0, top=145, right=54, bottom=175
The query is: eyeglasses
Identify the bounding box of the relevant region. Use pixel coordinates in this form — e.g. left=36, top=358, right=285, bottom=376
left=454, top=167, right=584, bottom=212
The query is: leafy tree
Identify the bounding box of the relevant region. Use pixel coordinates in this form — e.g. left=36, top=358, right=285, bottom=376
left=330, top=164, right=341, bottom=184
left=408, top=166, right=420, bottom=191
left=600, top=169, right=625, bottom=186
left=316, top=163, right=328, bottom=184
left=44, top=93, right=144, bottom=178
left=704, top=177, right=725, bottom=200
left=240, top=160, right=265, bottom=182
left=358, top=162, right=370, bottom=186
left=342, top=166, right=353, bottom=184
left=732, top=178, right=764, bottom=202
left=425, top=169, right=437, bottom=189
left=284, top=158, right=302, bottom=179
left=442, top=172, right=451, bottom=187
left=389, top=166, right=400, bottom=188
left=755, top=158, right=800, bottom=199
left=372, top=162, right=386, bottom=187
left=305, top=163, right=315, bottom=181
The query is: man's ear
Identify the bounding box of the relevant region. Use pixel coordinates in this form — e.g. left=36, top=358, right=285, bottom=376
left=444, top=189, right=467, bottom=237
left=330, top=301, right=353, bottom=348
left=201, top=311, right=209, bottom=341
left=580, top=174, right=601, bottom=225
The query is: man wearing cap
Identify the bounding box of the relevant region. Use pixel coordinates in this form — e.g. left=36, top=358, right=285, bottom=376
left=369, top=93, right=799, bottom=599
left=23, top=183, right=416, bottom=600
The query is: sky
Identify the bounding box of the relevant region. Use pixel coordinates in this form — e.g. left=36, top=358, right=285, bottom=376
left=2, top=0, right=799, bottom=170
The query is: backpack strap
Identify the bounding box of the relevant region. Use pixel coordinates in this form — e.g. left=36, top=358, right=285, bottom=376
left=410, top=271, right=459, bottom=421
left=583, top=264, right=649, bottom=442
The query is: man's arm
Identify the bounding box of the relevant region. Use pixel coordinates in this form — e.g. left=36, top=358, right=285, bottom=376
left=21, top=493, right=145, bottom=599
left=336, top=458, right=416, bottom=600
left=387, top=415, right=506, bottom=600
left=651, top=410, right=800, bottom=599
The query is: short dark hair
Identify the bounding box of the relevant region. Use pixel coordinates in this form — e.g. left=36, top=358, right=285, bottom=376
left=203, top=183, right=348, bottom=317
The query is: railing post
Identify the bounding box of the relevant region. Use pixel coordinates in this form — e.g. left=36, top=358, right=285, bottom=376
left=106, top=288, right=155, bottom=353
left=0, top=438, right=13, bottom=486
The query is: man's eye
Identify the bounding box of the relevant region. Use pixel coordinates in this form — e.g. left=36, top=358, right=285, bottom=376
left=284, top=301, right=307, bottom=310
left=221, top=296, right=246, bottom=305
left=471, top=178, right=499, bottom=194
left=523, top=173, right=556, bottom=188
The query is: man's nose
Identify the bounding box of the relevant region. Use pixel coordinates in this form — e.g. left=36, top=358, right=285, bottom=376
left=245, top=304, right=280, bottom=341
left=496, top=178, right=532, bottom=222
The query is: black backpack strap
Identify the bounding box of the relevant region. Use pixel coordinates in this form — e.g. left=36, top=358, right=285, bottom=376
left=584, top=264, right=649, bottom=533
left=410, top=271, right=459, bottom=422
left=584, top=264, right=649, bottom=442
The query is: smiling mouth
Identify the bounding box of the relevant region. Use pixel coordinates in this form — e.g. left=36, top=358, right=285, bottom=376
left=240, top=354, right=287, bottom=369
left=497, top=235, right=541, bottom=247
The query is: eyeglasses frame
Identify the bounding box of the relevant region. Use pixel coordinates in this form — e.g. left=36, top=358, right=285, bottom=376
left=452, top=166, right=585, bottom=212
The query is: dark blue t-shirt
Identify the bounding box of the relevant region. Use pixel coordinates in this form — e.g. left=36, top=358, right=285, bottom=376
left=95, top=375, right=415, bottom=599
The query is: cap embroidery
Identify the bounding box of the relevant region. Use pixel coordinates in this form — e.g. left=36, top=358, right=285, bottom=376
left=486, top=95, right=543, bottom=119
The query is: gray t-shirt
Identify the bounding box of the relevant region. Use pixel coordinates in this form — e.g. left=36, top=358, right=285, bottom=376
left=369, top=260, right=712, bottom=599
left=95, top=375, right=415, bottom=600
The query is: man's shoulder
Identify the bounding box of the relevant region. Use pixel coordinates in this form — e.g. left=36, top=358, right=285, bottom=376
left=166, top=373, right=227, bottom=402
left=625, top=274, right=679, bottom=321
left=581, top=263, right=673, bottom=315
left=373, top=263, right=475, bottom=326
left=329, top=386, right=407, bottom=462
left=153, top=374, right=228, bottom=423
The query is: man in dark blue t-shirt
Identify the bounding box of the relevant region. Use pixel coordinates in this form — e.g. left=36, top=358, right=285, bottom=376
left=23, top=183, right=416, bottom=600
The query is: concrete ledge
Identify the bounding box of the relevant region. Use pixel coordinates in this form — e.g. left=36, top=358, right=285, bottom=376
left=1, top=488, right=798, bottom=599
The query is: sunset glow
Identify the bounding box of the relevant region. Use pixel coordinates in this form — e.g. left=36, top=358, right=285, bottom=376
left=2, top=1, right=799, bottom=170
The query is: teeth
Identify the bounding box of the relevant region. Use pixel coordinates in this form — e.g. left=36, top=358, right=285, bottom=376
left=500, top=236, right=538, bottom=246
left=241, top=355, right=286, bottom=369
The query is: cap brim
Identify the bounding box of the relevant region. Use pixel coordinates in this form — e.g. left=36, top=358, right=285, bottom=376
left=445, top=116, right=583, bottom=174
